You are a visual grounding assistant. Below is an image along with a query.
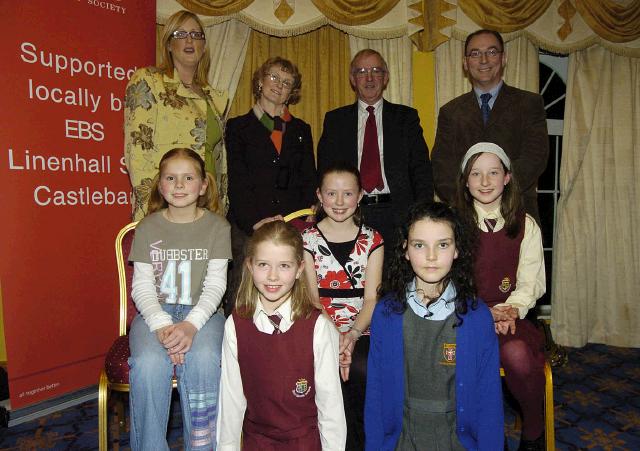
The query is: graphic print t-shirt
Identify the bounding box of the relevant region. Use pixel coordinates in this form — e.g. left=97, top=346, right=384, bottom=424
left=129, top=210, right=232, bottom=305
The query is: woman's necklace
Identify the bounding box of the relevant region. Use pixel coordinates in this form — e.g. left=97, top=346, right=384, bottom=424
left=166, top=207, right=199, bottom=223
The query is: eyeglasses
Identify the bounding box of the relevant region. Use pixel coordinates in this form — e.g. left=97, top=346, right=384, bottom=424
left=267, top=73, right=294, bottom=90
left=171, top=30, right=206, bottom=40
left=352, top=67, right=387, bottom=79
left=466, top=48, right=503, bottom=59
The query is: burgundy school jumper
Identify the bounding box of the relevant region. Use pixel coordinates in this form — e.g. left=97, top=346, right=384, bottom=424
left=233, top=309, right=322, bottom=451
left=474, top=213, right=546, bottom=440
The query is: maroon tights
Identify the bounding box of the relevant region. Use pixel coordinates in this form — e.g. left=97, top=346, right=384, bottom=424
left=498, top=319, right=546, bottom=440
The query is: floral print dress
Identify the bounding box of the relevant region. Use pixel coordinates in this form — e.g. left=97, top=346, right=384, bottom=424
left=302, top=224, right=383, bottom=333
left=124, top=67, right=228, bottom=220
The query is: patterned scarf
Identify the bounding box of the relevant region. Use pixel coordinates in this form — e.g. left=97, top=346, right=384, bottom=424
left=254, top=104, right=292, bottom=154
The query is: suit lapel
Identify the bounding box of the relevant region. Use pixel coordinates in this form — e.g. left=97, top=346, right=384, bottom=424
left=346, top=103, right=359, bottom=168
left=250, top=110, right=278, bottom=156
left=487, top=83, right=512, bottom=128
left=281, top=116, right=297, bottom=155
left=462, top=91, right=484, bottom=127
left=382, top=100, right=398, bottom=180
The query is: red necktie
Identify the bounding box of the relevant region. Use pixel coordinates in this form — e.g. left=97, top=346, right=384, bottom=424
left=484, top=218, right=497, bottom=232
left=361, top=106, right=384, bottom=192
left=268, top=314, right=282, bottom=335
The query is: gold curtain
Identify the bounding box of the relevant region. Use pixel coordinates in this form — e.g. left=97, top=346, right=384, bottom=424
left=574, top=0, right=640, bottom=43
left=175, top=0, right=254, bottom=16
left=310, top=0, right=400, bottom=26
left=457, top=0, right=552, bottom=32
left=228, top=26, right=354, bottom=152
left=552, top=45, right=640, bottom=347
left=409, top=0, right=456, bottom=52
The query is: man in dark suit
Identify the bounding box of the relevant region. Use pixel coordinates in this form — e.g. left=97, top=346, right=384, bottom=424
left=317, top=49, right=433, bottom=249
left=432, top=29, right=549, bottom=222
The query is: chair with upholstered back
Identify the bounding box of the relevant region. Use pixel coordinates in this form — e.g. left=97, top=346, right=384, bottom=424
left=97, top=222, right=178, bottom=450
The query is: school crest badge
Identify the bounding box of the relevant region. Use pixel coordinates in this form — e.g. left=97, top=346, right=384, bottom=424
left=440, top=343, right=456, bottom=365
left=499, top=277, right=512, bottom=293
left=292, top=378, right=311, bottom=397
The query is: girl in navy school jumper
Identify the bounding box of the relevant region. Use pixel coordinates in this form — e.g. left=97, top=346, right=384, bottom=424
left=456, top=142, right=546, bottom=451
left=217, top=221, right=346, bottom=450
left=365, top=201, right=503, bottom=451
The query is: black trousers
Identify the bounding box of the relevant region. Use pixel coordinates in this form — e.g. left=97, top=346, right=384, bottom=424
left=341, top=335, right=370, bottom=451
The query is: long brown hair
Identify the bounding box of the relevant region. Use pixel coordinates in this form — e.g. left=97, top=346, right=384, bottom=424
left=159, top=10, right=211, bottom=87
left=235, top=221, right=315, bottom=320
left=455, top=152, right=523, bottom=237
left=147, top=148, right=220, bottom=215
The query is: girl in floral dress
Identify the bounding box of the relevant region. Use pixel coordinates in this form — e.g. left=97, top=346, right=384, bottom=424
left=302, top=162, right=384, bottom=450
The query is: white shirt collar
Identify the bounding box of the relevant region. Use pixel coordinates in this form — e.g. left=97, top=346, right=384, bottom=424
left=473, top=201, right=505, bottom=232
left=357, top=97, right=384, bottom=114
left=253, top=297, right=294, bottom=332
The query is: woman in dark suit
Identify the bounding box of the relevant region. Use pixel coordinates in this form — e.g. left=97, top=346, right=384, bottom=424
left=225, top=57, right=316, bottom=313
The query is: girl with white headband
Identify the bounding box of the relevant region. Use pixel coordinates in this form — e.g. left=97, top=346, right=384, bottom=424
left=456, top=142, right=546, bottom=451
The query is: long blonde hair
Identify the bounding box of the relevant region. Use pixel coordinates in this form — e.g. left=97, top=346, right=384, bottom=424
left=147, top=148, right=220, bottom=215
left=235, top=221, right=315, bottom=320
left=159, top=10, right=211, bottom=87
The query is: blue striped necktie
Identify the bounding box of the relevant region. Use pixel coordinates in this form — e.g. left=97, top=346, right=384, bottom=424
left=481, top=92, right=492, bottom=125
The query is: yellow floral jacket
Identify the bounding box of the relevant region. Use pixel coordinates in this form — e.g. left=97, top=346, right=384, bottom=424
left=124, top=67, right=228, bottom=220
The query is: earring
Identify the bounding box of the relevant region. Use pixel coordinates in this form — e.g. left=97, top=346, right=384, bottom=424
left=320, top=202, right=323, bottom=207
left=258, top=84, right=263, bottom=94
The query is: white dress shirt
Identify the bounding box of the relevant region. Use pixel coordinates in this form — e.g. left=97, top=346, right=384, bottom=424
left=356, top=98, right=390, bottom=194
left=217, top=298, right=346, bottom=450
left=474, top=201, right=546, bottom=318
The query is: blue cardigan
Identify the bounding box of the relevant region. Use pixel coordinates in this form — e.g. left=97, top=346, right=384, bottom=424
left=364, top=295, right=504, bottom=450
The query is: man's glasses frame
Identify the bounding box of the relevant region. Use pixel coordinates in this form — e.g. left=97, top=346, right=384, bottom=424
left=352, top=67, right=387, bottom=79
left=466, top=48, right=503, bottom=59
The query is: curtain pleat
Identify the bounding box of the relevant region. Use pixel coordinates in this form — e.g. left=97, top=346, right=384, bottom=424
left=175, top=0, right=254, bottom=16
left=311, top=0, right=400, bottom=26
left=552, top=46, right=640, bottom=347
left=574, top=0, right=640, bottom=43
left=458, top=0, right=552, bottom=32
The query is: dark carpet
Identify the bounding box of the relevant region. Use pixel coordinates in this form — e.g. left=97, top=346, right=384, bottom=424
left=0, top=343, right=638, bottom=450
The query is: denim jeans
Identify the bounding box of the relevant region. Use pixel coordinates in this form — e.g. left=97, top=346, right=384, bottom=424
left=129, top=304, right=225, bottom=451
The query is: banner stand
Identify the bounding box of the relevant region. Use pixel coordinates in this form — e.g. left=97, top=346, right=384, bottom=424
left=5, top=386, right=97, bottom=428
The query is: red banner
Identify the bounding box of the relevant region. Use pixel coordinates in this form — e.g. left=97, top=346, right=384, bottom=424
left=0, top=0, right=155, bottom=408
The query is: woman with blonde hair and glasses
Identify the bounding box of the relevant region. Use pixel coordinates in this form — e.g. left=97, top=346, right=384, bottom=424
left=225, top=57, right=316, bottom=314
left=124, top=10, right=228, bottom=221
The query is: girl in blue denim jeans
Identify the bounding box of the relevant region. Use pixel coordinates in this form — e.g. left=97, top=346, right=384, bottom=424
left=128, top=148, right=231, bottom=450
